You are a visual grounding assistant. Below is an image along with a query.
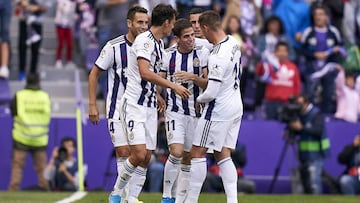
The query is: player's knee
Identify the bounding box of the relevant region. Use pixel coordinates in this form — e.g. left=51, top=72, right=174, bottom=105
left=131, top=148, right=148, bottom=163
left=190, top=146, right=207, bottom=158
left=115, top=146, right=130, bottom=158
left=181, top=153, right=191, bottom=164
left=170, top=150, right=182, bottom=158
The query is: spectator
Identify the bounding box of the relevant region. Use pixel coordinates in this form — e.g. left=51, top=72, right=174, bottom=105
left=175, top=0, right=213, bottom=19
left=54, top=0, right=77, bottom=69
left=16, top=0, right=47, bottom=81
left=224, top=15, right=244, bottom=45
left=301, top=5, right=343, bottom=113
left=44, top=137, right=87, bottom=191
left=338, top=135, right=360, bottom=195
left=342, top=0, right=360, bottom=45
left=255, top=42, right=301, bottom=120
left=274, top=0, right=311, bottom=49
left=8, top=73, right=51, bottom=191
left=334, top=66, right=360, bottom=123
left=0, top=0, right=11, bottom=79
left=202, top=143, right=256, bottom=194
left=310, top=0, right=344, bottom=35
left=287, top=93, right=331, bottom=194
left=239, top=0, right=263, bottom=40
left=257, top=15, right=295, bottom=61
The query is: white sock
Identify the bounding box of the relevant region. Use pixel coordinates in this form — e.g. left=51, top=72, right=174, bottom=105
left=116, top=158, right=136, bottom=192
left=112, top=157, right=127, bottom=195
left=127, top=166, right=147, bottom=203
left=184, top=158, right=207, bottom=203
left=175, top=164, right=190, bottom=203
left=219, top=157, right=238, bottom=203
left=163, top=154, right=181, bottom=198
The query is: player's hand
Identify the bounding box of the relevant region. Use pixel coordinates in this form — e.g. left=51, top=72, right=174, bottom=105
left=89, top=104, right=99, bottom=125
left=314, top=51, right=328, bottom=60
left=173, top=84, right=191, bottom=99
left=157, top=94, right=166, bottom=113
left=174, top=71, right=194, bottom=83
left=195, top=102, right=203, bottom=114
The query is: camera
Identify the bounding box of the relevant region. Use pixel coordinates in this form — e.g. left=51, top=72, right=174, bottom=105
left=279, top=96, right=302, bottom=123
left=57, top=146, right=68, bottom=163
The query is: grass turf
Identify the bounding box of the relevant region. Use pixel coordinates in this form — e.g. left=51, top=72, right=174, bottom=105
left=0, top=191, right=72, bottom=203
left=0, top=192, right=359, bottom=203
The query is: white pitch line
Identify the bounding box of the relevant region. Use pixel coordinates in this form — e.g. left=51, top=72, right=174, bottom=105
left=54, top=191, right=88, bottom=203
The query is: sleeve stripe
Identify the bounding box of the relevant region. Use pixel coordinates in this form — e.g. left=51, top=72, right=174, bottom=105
left=159, top=70, right=167, bottom=72
left=201, top=66, right=207, bottom=69
left=209, top=78, right=222, bottom=82
left=137, top=56, right=151, bottom=62
left=94, top=63, right=106, bottom=70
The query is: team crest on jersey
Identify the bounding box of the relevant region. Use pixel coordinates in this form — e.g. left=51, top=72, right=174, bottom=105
left=193, top=57, right=200, bottom=67
left=144, top=43, right=150, bottom=50
left=128, top=131, right=134, bottom=140
left=100, top=49, right=106, bottom=58
left=167, top=132, right=173, bottom=139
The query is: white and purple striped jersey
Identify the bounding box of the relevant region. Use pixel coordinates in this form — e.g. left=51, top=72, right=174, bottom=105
left=161, top=45, right=209, bottom=117
left=203, top=35, right=243, bottom=121
left=123, top=30, right=163, bottom=108
left=95, top=35, right=130, bottom=120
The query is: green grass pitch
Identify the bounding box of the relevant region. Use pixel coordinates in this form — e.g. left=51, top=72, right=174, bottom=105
left=0, top=192, right=359, bottom=203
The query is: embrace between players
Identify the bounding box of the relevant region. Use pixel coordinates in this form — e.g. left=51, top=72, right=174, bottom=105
left=88, top=4, right=243, bottom=203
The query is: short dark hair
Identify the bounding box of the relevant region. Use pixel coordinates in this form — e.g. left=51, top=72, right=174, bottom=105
left=26, top=73, right=40, bottom=86
left=61, top=137, right=76, bottom=148
left=261, top=15, right=285, bottom=35
left=295, top=93, right=310, bottom=104
left=127, top=5, right=148, bottom=21
left=173, top=18, right=192, bottom=37
left=151, top=4, right=177, bottom=26
left=189, top=8, right=203, bottom=16
left=275, top=41, right=289, bottom=51
left=199, top=10, right=221, bottom=31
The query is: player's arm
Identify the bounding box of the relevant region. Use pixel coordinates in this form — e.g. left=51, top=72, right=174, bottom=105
left=156, top=71, right=167, bottom=112
left=197, top=59, right=224, bottom=103
left=88, top=65, right=103, bottom=125
left=196, top=79, right=221, bottom=103
left=138, top=58, right=191, bottom=99
left=173, top=68, right=208, bottom=89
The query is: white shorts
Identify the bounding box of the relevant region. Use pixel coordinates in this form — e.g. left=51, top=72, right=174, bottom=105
left=165, top=111, right=198, bottom=152
left=119, top=98, right=157, bottom=150
left=193, top=117, right=242, bottom=152
left=107, top=119, right=128, bottom=147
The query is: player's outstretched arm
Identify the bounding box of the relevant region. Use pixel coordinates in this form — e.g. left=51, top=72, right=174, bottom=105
left=173, top=67, right=208, bottom=89
left=88, top=65, right=102, bottom=125
left=196, top=79, right=221, bottom=103
left=138, top=58, right=191, bottom=99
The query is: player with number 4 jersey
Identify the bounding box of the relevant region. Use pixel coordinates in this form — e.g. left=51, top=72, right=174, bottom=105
left=88, top=6, right=149, bottom=203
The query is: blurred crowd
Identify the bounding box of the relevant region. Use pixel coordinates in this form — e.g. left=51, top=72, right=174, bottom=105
left=1, top=0, right=359, bottom=122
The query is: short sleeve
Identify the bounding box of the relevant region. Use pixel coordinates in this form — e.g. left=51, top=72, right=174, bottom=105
left=95, top=42, right=114, bottom=71
left=133, top=35, right=154, bottom=62
left=199, top=48, right=210, bottom=68
left=160, top=51, right=170, bottom=72
left=207, top=57, right=225, bottom=82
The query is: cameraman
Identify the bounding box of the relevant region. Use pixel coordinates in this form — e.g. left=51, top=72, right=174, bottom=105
left=44, top=137, right=86, bottom=191
left=338, top=135, right=360, bottom=195
left=287, top=93, right=331, bottom=194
